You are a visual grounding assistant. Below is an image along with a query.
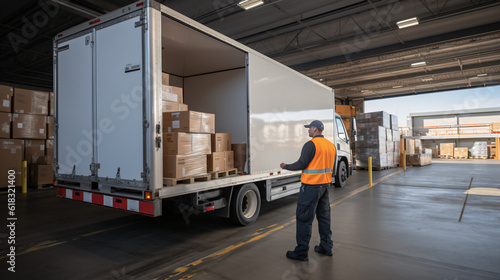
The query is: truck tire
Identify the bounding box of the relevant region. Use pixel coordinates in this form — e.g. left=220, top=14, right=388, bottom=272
left=334, top=160, right=347, bottom=188
left=229, top=183, right=261, bottom=226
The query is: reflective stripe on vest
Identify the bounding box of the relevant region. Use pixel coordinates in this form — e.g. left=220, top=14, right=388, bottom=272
left=302, top=168, right=333, bottom=175
left=301, top=137, right=336, bottom=185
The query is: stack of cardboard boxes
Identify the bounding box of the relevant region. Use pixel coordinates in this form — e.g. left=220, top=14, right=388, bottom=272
left=160, top=73, right=235, bottom=180
left=470, top=141, right=488, bottom=158
left=0, top=85, right=54, bottom=188
left=355, top=111, right=400, bottom=169
left=402, top=139, right=432, bottom=166
left=439, top=143, right=455, bottom=158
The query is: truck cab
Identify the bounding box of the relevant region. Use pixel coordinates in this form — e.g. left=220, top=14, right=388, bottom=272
left=334, top=112, right=353, bottom=188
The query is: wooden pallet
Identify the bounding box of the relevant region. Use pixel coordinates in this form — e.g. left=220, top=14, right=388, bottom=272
left=438, top=155, right=454, bottom=159
left=453, top=156, right=468, bottom=160
left=469, top=156, right=488, bottom=159
left=210, top=168, right=238, bottom=179
left=163, top=174, right=211, bottom=187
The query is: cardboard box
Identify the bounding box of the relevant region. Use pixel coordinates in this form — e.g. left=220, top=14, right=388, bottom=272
left=163, top=154, right=207, bottom=178
left=225, top=151, right=234, bottom=170
left=25, top=140, right=45, bottom=164
left=0, top=85, right=13, bottom=113
left=207, top=152, right=225, bottom=172
left=440, top=143, right=455, bottom=156
left=403, top=139, right=415, bottom=154
left=29, top=164, right=53, bottom=186
left=49, top=92, right=54, bottom=116
left=162, top=73, right=170, bottom=85
left=12, top=114, right=47, bottom=139
left=454, top=147, right=468, bottom=158
left=211, top=133, right=231, bottom=152
left=161, top=85, right=183, bottom=103
left=0, top=139, right=23, bottom=187
left=47, top=116, right=54, bottom=139
left=163, top=111, right=215, bottom=134
left=356, top=111, right=391, bottom=128
left=0, top=112, right=11, bottom=138
left=335, top=105, right=355, bottom=117
left=487, top=145, right=496, bottom=158
left=13, top=88, right=49, bottom=115
left=232, top=143, right=247, bottom=172
left=163, top=132, right=211, bottom=155
left=406, top=153, right=432, bottom=166
left=45, top=139, right=54, bottom=164
left=162, top=100, right=188, bottom=112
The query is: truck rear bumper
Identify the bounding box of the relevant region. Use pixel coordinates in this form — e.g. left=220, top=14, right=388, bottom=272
left=56, top=187, right=160, bottom=217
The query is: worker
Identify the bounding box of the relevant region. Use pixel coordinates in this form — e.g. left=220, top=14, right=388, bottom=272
left=280, top=120, right=335, bottom=261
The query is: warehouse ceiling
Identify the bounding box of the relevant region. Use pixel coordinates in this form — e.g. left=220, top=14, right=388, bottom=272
left=1, top=0, right=499, bottom=102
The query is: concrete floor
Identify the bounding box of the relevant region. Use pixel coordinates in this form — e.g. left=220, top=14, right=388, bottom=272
left=1, top=160, right=499, bottom=279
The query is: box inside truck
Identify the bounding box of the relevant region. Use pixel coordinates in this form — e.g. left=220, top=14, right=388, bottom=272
left=160, top=15, right=249, bottom=171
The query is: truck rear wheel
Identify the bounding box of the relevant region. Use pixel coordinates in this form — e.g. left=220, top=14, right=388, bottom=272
left=229, top=184, right=261, bottom=226
left=334, top=160, right=347, bottom=188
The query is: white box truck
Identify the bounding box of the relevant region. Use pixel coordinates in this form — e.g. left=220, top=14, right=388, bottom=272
left=53, top=0, right=353, bottom=225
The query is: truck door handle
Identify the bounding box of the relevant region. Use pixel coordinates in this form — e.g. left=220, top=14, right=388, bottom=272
left=337, top=143, right=340, bottom=150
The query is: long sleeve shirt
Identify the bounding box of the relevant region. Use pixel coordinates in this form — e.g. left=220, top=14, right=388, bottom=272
left=283, top=135, right=324, bottom=171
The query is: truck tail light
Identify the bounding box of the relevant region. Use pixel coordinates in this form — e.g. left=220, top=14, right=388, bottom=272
left=145, top=191, right=152, bottom=200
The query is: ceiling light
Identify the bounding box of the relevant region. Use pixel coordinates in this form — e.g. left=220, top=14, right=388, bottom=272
left=361, top=90, right=372, bottom=93
left=411, top=61, right=426, bottom=67
left=392, top=85, right=403, bottom=88
left=477, top=74, right=488, bottom=77
left=397, top=17, right=419, bottom=29
left=469, top=77, right=479, bottom=80
left=422, top=78, right=433, bottom=82
left=319, top=78, right=324, bottom=81
left=238, top=0, right=264, bottom=10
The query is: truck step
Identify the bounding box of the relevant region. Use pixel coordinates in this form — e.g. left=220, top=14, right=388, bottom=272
left=210, top=168, right=238, bottom=179
left=163, top=174, right=211, bottom=187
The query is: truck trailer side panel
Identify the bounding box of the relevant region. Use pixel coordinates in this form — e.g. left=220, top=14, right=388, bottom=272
left=247, top=53, right=335, bottom=174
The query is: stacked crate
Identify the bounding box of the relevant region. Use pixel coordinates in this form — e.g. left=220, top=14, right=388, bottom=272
left=355, top=111, right=400, bottom=169
left=0, top=85, right=54, bottom=188
left=161, top=73, right=234, bottom=180
left=402, top=139, right=432, bottom=166
left=470, top=141, right=488, bottom=158
left=439, top=143, right=455, bottom=158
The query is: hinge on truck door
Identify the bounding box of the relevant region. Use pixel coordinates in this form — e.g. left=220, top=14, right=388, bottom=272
left=155, top=136, right=161, bottom=149
left=135, top=12, right=147, bottom=29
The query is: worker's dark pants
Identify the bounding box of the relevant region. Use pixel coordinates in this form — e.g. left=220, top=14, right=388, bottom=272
left=294, top=183, right=333, bottom=256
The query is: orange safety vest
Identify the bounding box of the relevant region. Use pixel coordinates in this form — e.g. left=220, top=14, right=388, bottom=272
left=301, top=137, right=336, bottom=185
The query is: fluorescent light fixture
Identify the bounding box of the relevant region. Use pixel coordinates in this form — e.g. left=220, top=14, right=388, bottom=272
left=411, top=61, right=426, bottom=67
left=361, top=90, right=372, bottom=93
left=469, top=77, right=479, bottom=80
left=397, top=17, right=419, bottom=29
left=392, top=85, right=403, bottom=88
left=477, top=74, right=488, bottom=77
left=238, top=0, right=264, bottom=10
left=422, top=78, right=433, bottom=82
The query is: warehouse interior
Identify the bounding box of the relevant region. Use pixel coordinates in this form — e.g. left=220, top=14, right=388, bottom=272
left=1, top=0, right=499, bottom=279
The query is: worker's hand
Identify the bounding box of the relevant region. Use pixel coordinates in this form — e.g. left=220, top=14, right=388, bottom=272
left=280, top=163, right=286, bottom=169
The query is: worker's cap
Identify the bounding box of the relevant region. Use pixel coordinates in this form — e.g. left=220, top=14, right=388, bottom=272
left=304, top=120, right=324, bottom=130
